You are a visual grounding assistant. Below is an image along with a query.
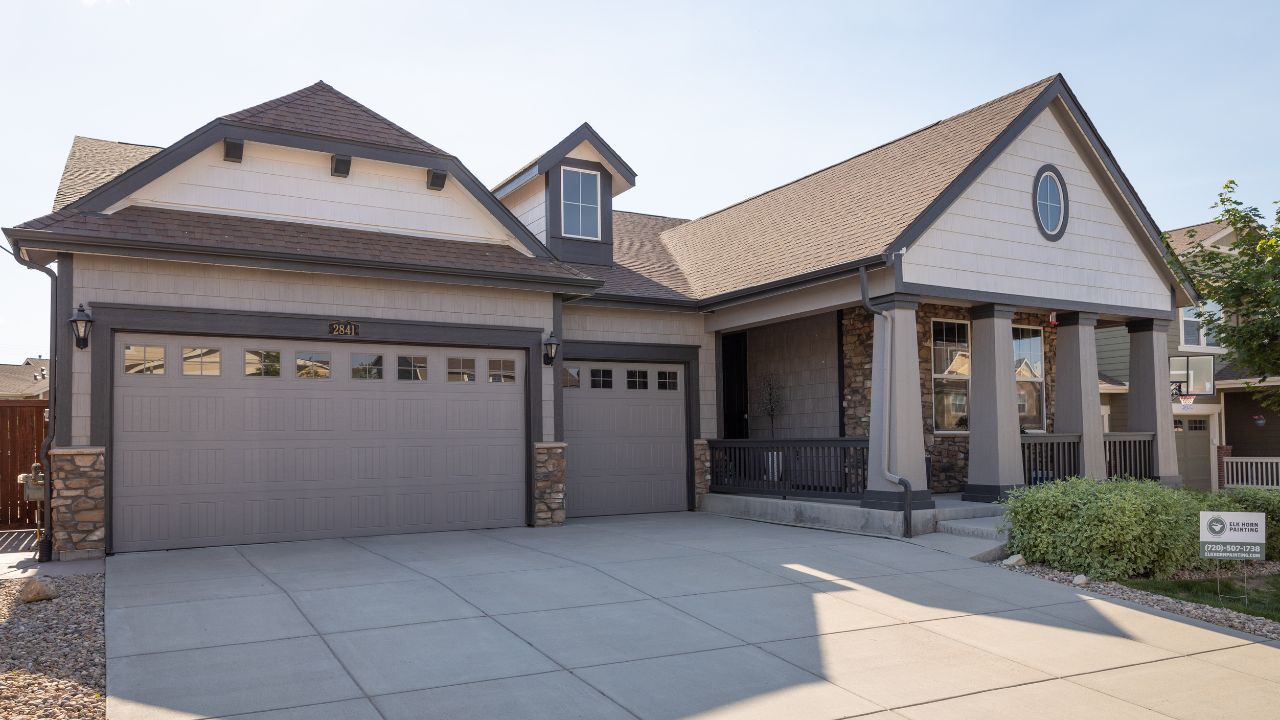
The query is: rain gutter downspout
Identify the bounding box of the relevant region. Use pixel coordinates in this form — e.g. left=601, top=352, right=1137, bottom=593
left=6, top=243, right=57, bottom=562
left=860, top=256, right=914, bottom=538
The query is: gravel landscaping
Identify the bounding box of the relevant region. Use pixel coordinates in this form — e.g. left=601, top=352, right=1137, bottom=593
left=1004, top=562, right=1280, bottom=641
left=1, top=574, right=105, bottom=720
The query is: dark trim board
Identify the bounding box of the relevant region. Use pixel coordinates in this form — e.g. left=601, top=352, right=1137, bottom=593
left=545, top=158, right=614, bottom=266
left=896, top=282, right=1175, bottom=321
left=493, top=122, right=638, bottom=200
left=561, top=340, right=701, bottom=511
left=552, top=295, right=565, bottom=442
left=85, top=303, right=547, bottom=553
left=54, top=254, right=73, bottom=446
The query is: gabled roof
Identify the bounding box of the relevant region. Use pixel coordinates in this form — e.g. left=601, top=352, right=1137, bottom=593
left=223, top=81, right=446, bottom=155
left=53, top=137, right=161, bottom=211
left=1165, top=220, right=1231, bottom=256
left=493, top=122, right=637, bottom=198
left=0, top=361, right=48, bottom=397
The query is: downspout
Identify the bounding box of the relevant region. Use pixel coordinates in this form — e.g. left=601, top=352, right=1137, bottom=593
left=859, top=258, right=914, bottom=538
left=5, top=243, right=57, bottom=562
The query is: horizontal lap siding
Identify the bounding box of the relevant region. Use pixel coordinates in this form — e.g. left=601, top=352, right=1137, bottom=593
left=502, top=178, right=547, bottom=242
left=562, top=305, right=717, bottom=438
left=71, top=255, right=555, bottom=444
left=902, top=107, right=1169, bottom=311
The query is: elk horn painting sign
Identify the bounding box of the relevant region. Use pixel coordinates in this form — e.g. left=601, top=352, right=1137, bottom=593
left=1199, top=511, right=1266, bottom=560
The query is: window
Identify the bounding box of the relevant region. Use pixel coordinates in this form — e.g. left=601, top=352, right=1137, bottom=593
left=931, top=320, right=970, bottom=431
left=488, top=359, right=516, bottom=384
left=448, top=358, right=476, bottom=383
left=1181, top=302, right=1222, bottom=348
left=563, top=366, right=581, bottom=389
left=181, top=347, right=221, bottom=376
left=1170, top=356, right=1215, bottom=395
left=561, top=167, right=600, bottom=240
left=1033, top=165, right=1068, bottom=239
left=1187, top=418, right=1208, bottom=432
left=245, top=350, right=281, bottom=377
left=658, top=371, right=679, bottom=391
left=352, top=353, right=384, bottom=380
left=397, top=355, right=428, bottom=381
left=626, top=369, right=649, bottom=390
left=1013, top=327, right=1046, bottom=431
left=590, top=368, right=612, bottom=389
left=124, top=345, right=166, bottom=375
left=295, top=351, right=331, bottom=379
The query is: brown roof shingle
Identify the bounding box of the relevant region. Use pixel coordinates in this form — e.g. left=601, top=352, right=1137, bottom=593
left=53, top=136, right=161, bottom=211
left=571, top=211, right=693, bottom=301
left=1165, top=221, right=1230, bottom=256
left=656, top=76, right=1056, bottom=300
left=0, top=362, right=48, bottom=397
left=224, top=81, right=446, bottom=155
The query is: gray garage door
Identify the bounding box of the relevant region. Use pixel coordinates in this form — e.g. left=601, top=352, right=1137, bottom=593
left=112, top=333, right=526, bottom=552
left=563, top=361, right=686, bottom=517
left=1175, top=416, right=1212, bottom=492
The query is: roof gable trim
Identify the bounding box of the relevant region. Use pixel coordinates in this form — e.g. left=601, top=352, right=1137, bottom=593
left=494, top=123, right=637, bottom=199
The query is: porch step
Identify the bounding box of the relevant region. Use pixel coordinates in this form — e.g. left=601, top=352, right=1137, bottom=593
left=931, top=494, right=1005, bottom=522
left=936, top=515, right=1007, bottom=542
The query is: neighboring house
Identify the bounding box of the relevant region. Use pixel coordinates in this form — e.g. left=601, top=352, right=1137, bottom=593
left=1098, top=221, right=1280, bottom=491
left=0, top=357, right=50, bottom=399
left=4, top=75, right=1194, bottom=559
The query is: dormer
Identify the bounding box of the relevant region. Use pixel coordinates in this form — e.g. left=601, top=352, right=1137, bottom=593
left=494, top=123, right=637, bottom=266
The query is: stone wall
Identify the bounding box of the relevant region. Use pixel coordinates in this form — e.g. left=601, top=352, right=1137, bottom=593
left=49, top=447, right=106, bottom=561
left=532, top=442, right=566, bottom=527
left=692, top=439, right=711, bottom=508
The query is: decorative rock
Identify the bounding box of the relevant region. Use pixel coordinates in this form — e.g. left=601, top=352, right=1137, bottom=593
left=1002, top=554, right=1026, bottom=567
left=532, top=442, right=568, bottom=527
left=19, top=578, right=60, bottom=603
left=1072, top=574, right=1089, bottom=586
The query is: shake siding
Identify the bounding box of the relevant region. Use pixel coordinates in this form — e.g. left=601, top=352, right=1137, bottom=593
left=745, top=313, right=838, bottom=439
left=70, top=255, right=556, bottom=444
left=902, top=107, right=1169, bottom=311
left=502, top=178, right=547, bottom=242
left=562, top=305, right=717, bottom=438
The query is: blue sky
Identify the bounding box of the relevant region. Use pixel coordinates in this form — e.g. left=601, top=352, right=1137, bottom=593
left=0, top=0, right=1274, bottom=362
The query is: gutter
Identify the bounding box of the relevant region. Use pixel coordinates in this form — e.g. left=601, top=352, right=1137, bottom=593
left=860, top=254, right=914, bottom=538
left=4, top=241, right=57, bottom=562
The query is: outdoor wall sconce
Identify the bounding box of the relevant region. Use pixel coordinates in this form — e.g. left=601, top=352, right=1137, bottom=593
left=542, top=334, right=560, bottom=366
left=70, top=304, right=93, bottom=350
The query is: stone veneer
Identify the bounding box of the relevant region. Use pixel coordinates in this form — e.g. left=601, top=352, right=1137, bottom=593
left=532, top=442, right=567, bottom=527
left=49, top=447, right=106, bottom=560
left=692, top=439, right=711, bottom=508
left=841, top=304, right=1057, bottom=494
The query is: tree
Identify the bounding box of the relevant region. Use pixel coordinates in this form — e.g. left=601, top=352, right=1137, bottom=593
left=1179, top=181, right=1280, bottom=410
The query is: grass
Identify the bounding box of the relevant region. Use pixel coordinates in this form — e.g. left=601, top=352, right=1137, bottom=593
left=1121, top=573, right=1280, bottom=623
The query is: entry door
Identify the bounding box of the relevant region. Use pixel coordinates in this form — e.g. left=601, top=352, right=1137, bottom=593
left=563, top=361, right=687, bottom=517
left=1174, top=416, right=1212, bottom=491
left=112, top=334, right=527, bottom=552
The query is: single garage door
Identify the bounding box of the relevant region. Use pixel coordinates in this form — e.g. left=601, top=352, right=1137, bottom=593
left=1174, top=416, right=1212, bottom=492
left=563, top=361, right=686, bottom=517
left=112, top=333, right=527, bottom=552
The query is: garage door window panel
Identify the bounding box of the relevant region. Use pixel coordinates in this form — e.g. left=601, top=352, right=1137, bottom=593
left=245, top=350, right=281, bottom=377
left=488, top=359, right=516, bottom=384
left=658, top=371, right=679, bottom=390
left=351, top=353, right=384, bottom=380
left=590, top=368, right=612, bottom=389
left=124, top=345, right=166, bottom=375
left=449, top=358, right=476, bottom=383
left=627, top=370, right=649, bottom=390
left=296, top=352, right=332, bottom=379
left=397, top=355, right=428, bottom=381
left=182, top=347, right=221, bottom=376
left=563, top=367, right=581, bottom=389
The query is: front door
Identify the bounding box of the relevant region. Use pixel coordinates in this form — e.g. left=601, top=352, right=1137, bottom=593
left=1174, top=416, right=1212, bottom=491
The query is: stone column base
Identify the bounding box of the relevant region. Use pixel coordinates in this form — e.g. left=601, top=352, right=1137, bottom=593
left=49, top=447, right=107, bottom=561
left=960, top=483, right=1020, bottom=503
left=692, top=439, right=711, bottom=509
left=533, top=442, right=567, bottom=527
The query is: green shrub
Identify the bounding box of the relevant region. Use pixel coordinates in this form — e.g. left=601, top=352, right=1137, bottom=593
left=1001, top=478, right=1279, bottom=580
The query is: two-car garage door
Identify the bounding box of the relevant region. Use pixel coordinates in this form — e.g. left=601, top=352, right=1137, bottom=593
left=112, top=334, right=527, bottom=552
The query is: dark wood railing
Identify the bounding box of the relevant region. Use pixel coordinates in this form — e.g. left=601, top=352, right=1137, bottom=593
left=708, top=438, right=869, bottom=500
left=1020, top=433, right=1081, bottom=485
left=1104, top=432, right=1155, bottom=480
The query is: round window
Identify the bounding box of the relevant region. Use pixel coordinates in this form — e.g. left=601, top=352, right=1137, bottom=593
left=1033, top=165, right=1068, bottom=240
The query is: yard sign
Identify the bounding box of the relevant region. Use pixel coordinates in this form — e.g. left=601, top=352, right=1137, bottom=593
left=1199, top=511, right=1266, bottom=560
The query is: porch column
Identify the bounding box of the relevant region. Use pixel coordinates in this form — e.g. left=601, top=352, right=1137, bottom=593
left=864, top=296, right=933, bottom=510
left=963, top=304, right=1022, bottom=502
left=1055, top=312, right=1107, bottom=478
left=1127, top=319, right=1180, bottom=484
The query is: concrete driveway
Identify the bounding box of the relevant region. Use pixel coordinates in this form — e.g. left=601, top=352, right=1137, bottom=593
left=105, top=513, right=1280, bottom=719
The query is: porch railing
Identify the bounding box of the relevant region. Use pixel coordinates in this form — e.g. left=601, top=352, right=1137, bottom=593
left=1104, top=432, right=1154, bottom=480
left=1020, top=434, right=1081, bottom=485
left=1223, top=457, right=1280, bottom=490
left=708, top=438, right=869, bottom=500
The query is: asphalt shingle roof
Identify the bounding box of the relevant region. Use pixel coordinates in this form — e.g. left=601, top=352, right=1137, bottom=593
left=1165, top=221, right=1230, bottom=256
left=0, top=359, right=48, bottom=397
left=572, top=211, right=693, bottom=301
left=53, top=137, right=161, bottom=211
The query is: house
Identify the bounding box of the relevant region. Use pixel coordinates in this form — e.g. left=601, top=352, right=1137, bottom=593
left=4, top=75, right=1193, bottom=560
left=1098, top=221, right=1280, bottom=491
left=0, top=357, right=50, bottom=399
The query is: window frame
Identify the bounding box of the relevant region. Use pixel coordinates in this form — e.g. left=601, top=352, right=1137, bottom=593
left=447, top=357, right=477, bottom=383
left=626, top=369, right=649, bottom=390
left=123, top=344, right=167, bottom=376
left=181, top=347, right=221, bottom=377
left=563, top=366, right=581, bottom=389
left=930, top=319, right=971, bottom=434
left=1169, top=355, right=1216, bottom=396
left=351, top=353, right=385, bottom=380
left=657, top=370, right=679, bottom=391
left=590, top=368, right=613, bottom=389
left=396, top=355, right=429, bottom=382
left=1012, top=324, right=1047, bottom=432
left=1032, top=164, right=1069, bottom=241
left=1179, top=302, right=1224, bottom=352
left=244, top=349, right=282, bottom=378
left=560, top=166, right=602, bottom=241
left=294, top=350, right=333, bottom=380
left=487, top=358, right=517, bottom=384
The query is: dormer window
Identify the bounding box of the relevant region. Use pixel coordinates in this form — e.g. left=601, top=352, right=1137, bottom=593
left=561, top=167, right=601, bottom=240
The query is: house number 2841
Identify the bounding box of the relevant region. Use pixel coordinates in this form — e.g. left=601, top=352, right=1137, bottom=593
left=328, top=321, right=359, bottom=337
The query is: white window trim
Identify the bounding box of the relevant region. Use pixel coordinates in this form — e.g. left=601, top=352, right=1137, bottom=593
left=560, top=166, right=602, bottom=241
left=1177, top=304, right=1226, bottom=354
left=931, top=319, right=971, bottom=435
left=1036, top=172, right=1065, bottom=235
left=1012, top=324, right=1047, bottom=432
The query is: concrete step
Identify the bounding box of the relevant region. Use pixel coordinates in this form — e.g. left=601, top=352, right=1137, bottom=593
left=936, top=515, right=1008, bottom=541
left=907, top=532, right=1008, bottom=562
left=932, top=502, right=1005, bottom=522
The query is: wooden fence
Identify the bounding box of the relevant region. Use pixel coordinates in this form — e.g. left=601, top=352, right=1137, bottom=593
left=0, top=400, right=46, bottom=529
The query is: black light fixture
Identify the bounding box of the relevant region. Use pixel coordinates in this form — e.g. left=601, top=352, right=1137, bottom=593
left=331, top=154, right=352, bottom=178
left=542, top=333, right=560, bottom=366
left=70, top=304, right=93, bottom=350
left=426, top=168, right=448, bottom=191
left=223, top=138, right=244, bottom=163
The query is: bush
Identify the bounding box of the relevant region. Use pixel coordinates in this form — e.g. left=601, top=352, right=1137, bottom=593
left=1001, top=478, right=1280, bottom=580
